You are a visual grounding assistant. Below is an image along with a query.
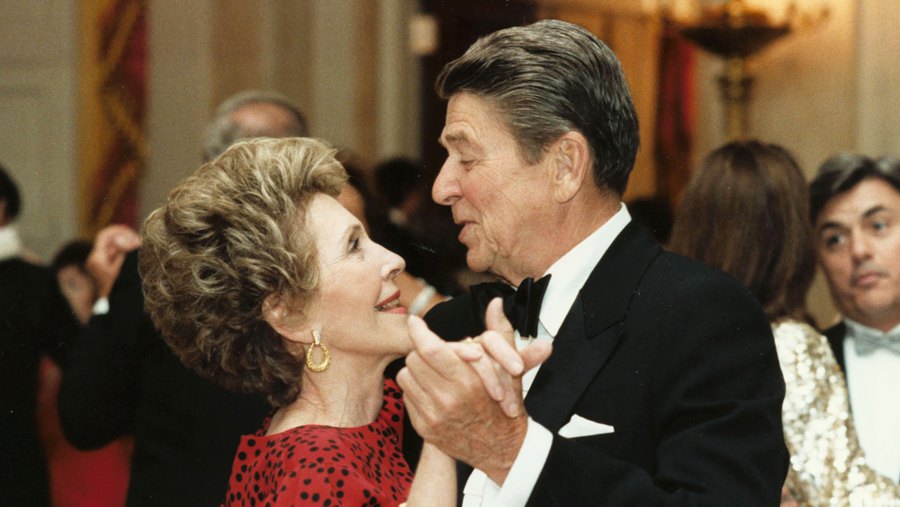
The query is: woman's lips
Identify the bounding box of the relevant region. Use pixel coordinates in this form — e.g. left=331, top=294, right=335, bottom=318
left=375, top=291, right=405, bottom=313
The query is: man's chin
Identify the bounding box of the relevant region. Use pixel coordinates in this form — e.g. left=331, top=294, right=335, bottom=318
left=464, top=251, right=493, bottom=275
left=849, top=297, right=900, bottom=327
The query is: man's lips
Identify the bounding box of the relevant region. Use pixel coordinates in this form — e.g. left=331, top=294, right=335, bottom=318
left=852, top=269, right=888, bottom=288
left=457, top=221, right=474, bottom=242
left=458, top=222, right=469, bottom=239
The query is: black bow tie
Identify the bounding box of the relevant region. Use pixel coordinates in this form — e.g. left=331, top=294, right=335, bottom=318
left=470, top=275, right=551, bottom=338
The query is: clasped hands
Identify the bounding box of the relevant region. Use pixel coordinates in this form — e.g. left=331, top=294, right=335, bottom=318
left=397, top=298, right=552, bottom=484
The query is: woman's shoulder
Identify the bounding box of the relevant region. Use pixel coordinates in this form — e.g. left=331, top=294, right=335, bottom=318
left=771, top=317, right=840, bottom=371
left=771, top=318, right=822, bottom=343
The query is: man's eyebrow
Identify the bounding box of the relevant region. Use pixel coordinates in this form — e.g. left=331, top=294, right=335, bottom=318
left=863, top=205, right=890, bottom=219
left=817, top=221, right=843, bottom=233
left=439, top=131, right=469, bottom=149
left=817, top=205, right=894, bottom=232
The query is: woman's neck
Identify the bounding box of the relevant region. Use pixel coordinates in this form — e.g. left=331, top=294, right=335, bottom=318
left=266, top=357, right=389, bottom=435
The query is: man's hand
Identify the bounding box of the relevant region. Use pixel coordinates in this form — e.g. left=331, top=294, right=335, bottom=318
left=398, top=298, right=551, bottom=484
left=87, top=224, right=142, bottom=299
left=449, top=298, right=551, bottom=417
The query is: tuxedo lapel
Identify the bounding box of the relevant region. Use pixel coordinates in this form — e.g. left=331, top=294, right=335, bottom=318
left=525, top=223, right=662, bottom=433
left=525, top=300, right=623, bottom=432
left=824, top=322, right=847, bottom=373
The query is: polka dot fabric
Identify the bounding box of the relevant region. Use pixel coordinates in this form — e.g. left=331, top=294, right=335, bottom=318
left=223, top=379, right=412, bottom=506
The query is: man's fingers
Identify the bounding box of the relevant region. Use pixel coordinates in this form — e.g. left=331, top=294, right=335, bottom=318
left=480, top=331, right=523, bottom=376
left=451, top=340, right=484, bottom=362
left=484, top=297, right=514, bottom=338
left=453, top=345, right=506, bottom=402
left=451, top=340, right=522, bottom=416
left=490, top=360, right=521, bottom=418
left=520, top=341, right=553, bottom=372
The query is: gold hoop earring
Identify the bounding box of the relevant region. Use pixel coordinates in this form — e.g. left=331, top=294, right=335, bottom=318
left=305, top=329, right=331, bottom=372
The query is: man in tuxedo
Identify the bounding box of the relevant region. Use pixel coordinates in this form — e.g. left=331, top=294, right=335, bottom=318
left=1, top=165, right=76, bottom=506
left=58, top=90, right=307, bottom=506
left=810, top=153, right=900, bottom=482
left=397, top=20, right=788, bottom=505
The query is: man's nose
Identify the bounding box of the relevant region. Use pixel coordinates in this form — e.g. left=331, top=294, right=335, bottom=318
left=432, top=160, right=460, bottom=206
left=850, top=233, right=873, bottom=262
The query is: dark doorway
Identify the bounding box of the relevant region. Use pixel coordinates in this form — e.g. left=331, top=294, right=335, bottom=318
left=409, top=0, right=537, bottom=293
left=417, top=0, right=537, bottom=178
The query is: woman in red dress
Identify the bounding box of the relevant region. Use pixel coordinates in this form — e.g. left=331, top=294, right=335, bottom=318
left=138, top=138, right=544, bottom=506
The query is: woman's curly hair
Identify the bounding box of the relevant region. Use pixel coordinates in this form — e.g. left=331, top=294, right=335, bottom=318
left=139, top=137, right=347, bottom=407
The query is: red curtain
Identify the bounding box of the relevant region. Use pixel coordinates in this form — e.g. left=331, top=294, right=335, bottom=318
left=654, top=20, right=696, bottom=206
left=86, top=0, right=148, bottom=233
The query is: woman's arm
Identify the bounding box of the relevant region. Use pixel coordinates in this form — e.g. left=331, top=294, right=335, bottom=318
left=402, top=443, right=457, bottom=507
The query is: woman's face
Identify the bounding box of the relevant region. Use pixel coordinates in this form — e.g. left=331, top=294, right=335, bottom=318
left=305, top=193, right=410, bottom=360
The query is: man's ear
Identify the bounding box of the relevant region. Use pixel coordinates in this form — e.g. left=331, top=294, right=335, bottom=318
left=548, top=131, right=591, bottom=203
left=262, top=294, right=313, bottom=345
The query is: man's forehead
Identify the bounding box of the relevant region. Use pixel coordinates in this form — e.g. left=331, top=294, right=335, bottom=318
left=440, top=93, right=509, bottom=145
left=818, top=179, right=900, bottom=224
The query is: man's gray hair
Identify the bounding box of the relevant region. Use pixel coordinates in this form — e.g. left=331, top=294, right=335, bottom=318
left=202, top=90, right=309, bottom=161
left=436, top=19, right=639, bottom=195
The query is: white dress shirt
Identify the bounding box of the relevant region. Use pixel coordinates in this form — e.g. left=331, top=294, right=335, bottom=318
left=0, top=224, right=22, bottom=262
left=843, top=318, right=900, bottom=482
left=463, top=203, right=632, bottom=506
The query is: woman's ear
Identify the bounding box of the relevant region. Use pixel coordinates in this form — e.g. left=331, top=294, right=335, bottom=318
left=262, top=294, right=314, bottom=345
left=548, top=131, right=591, bottom=203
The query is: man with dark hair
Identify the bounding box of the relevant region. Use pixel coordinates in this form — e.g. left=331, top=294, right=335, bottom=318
left=59, top=90, right=308, bottom=507
left=397, top=20, right=788, bottom=505
left=0, top=165, right=21, bottom=226
left=810, top=153, right=900, bottom=482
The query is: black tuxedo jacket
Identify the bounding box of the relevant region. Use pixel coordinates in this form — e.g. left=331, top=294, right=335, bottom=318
left=425, top=223, right=788, bottom=506
left=824, top=322, right=847, bottom=373
left=58, top=251, right=269, bottom=507
left=0, top=257, right=74, bottom=506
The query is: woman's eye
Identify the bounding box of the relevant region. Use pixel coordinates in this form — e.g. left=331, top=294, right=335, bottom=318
left=348, top=236, right=360, bottom=252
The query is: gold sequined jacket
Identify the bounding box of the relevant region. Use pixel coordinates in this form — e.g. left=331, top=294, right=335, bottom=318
left=774, top=319, right=900, bottom=506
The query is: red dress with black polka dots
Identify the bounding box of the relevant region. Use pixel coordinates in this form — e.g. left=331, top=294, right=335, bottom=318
left=223, top=380, right=413, bottom=506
